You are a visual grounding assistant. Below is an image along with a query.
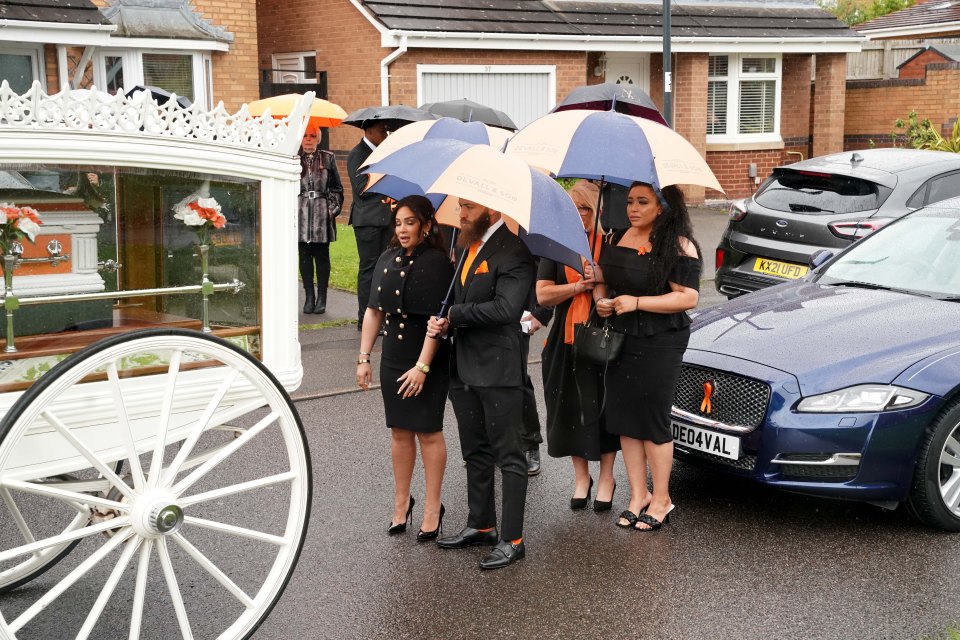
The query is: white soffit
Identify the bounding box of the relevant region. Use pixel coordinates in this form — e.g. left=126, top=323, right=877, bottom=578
left=380, top=32, right=863, bottom=54
left=0, top=20, right=116, bottom=46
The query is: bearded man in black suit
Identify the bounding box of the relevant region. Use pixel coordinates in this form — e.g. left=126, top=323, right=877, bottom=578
left=346, top=120, right=393, bottom=327
left=427, top=198, right=535, bottom=570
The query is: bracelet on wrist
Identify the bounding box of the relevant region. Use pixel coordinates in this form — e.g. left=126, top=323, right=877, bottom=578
left=357, top=358, right=370, bottom=365
left=359, top=351, right=371, bottom=356
left=415, top=361, right=430, bottom=374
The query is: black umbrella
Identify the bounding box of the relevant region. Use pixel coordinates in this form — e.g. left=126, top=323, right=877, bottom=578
left=553, top=82, right=667, bottom=126
left=125, top=85, right=192, bottom=109
left=342, top=104, right=436, bottom=129
left=419, top=98, right=517, bottom=131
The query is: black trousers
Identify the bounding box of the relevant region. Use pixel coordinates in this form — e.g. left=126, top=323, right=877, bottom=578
left=449, top=379, right=527, bottom=541
left=299, top=242, right=330, bottom=292
left=355, top=225, right=393, bottom=322
left=520, top=332, right=543, bottom=451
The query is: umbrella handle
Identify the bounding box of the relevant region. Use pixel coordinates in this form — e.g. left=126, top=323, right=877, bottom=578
left=432, top=248, right=469, bottom=338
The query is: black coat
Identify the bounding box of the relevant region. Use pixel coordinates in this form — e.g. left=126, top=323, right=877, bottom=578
left=447, top=224, right=535, bottom=388
left=346, top=139, right=393, bottom=228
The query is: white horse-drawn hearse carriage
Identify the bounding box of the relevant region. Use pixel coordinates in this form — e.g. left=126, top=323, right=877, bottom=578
left=0, top=82, right=313, bottom=639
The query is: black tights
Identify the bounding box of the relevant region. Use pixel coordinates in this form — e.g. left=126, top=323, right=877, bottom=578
left=299, top=242, right=330, bottom=292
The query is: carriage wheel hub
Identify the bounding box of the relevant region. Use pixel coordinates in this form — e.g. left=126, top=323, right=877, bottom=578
left=131, top=493, right=184, bottom=538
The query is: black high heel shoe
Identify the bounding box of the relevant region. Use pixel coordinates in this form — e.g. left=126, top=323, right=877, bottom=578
left=416, top=504, right=445, bottom=542
left=593, top=482, right=617, bottom=512
left=388, top=496, right=415, bottom=535
left=570, top=477, right=593, bottom=510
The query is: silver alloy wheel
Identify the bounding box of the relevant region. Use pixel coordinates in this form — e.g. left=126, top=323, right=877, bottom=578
left=0, top=329, right=311, bottom=640
left=938, top=419, right=960, bottom=517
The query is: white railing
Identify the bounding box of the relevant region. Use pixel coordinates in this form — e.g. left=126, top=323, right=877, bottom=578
left=0, top=81, right=311, bottom=157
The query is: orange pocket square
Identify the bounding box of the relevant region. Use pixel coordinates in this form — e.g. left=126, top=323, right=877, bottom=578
left=474, top=260, right=489, bottom=275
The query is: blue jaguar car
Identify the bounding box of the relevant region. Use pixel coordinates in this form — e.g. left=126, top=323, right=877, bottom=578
left=672, top=197, right=960, bottom=529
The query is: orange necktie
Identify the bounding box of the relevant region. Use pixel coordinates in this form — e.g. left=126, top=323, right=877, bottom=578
left=460, top=241, right=481, bottom=286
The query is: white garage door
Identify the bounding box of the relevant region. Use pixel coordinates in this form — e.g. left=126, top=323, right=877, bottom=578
left=417, top=64, right=556, bottom=129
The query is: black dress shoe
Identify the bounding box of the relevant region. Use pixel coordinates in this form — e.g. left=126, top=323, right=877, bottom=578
left=525, top=448, right=541, bottom=476
left=436, top=526, right=498, bottom=549
left=479, top=540, right=525, bottom=570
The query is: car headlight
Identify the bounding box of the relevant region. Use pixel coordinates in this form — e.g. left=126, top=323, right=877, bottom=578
left=796, top=384, right=929, bottom=413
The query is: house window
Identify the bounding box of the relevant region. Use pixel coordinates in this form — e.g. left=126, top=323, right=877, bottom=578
left=707, top=54, right=781, bottom=142
left=94, top=50, right=212, bottom=108
left=272, top=52, right=318, bottom=84
left=0, top=46, right=44, bottom=93
left=143, top=53, right=194, bottom=101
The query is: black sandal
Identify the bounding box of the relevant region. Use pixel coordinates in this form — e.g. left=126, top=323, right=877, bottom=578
left=634, top=505, right=675, bottom=532
left=616, top=509, right=639, bottom=528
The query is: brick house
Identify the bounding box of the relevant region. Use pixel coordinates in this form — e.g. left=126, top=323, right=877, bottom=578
left=845, top=2, right=960, bottom=150
left=257, top=0, right=862, bottom=202
left=0, top=0, right=260, bottom=111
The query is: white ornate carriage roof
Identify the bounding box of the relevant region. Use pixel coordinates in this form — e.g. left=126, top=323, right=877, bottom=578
left=0, top=81, right=309, bottom=161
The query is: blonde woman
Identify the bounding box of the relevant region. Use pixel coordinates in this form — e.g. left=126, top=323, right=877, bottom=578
left=536, top=180, right=620, bottom=511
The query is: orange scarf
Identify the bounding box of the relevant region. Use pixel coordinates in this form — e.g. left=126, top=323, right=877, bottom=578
left=564, top=231, right=604, bottom=345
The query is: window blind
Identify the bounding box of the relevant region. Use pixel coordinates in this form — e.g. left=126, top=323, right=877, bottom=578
left=738, top=80, right=775, bottom=134
left=707, top=80, right=727, bottom=135
left=142, top=53, right=194, bottom=101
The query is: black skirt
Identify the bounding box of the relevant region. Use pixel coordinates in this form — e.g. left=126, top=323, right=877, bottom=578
left=380, top=355, right=449, bottom=433
left=603, top=328, right=689, bottom=444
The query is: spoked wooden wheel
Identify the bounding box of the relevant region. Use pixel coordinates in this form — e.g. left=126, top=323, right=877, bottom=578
left=0, top=329, right=311, bottom=639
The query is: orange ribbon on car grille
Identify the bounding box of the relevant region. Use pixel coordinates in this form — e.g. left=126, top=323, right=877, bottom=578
left=700, top=381, right=714, bottom=414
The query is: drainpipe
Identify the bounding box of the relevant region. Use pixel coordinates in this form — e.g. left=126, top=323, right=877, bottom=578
left=380, top=35, right=407, bottom=106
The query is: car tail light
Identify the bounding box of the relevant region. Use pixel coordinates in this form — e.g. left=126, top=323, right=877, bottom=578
left=728, top=199, right=749, bottom=221
left=715, top=247, right=725, bottom=271
left=828, top=217, right=893, bottom=240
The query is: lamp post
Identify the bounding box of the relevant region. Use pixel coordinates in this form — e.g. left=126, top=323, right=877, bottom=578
left=663, top=0, right=672, bottom=127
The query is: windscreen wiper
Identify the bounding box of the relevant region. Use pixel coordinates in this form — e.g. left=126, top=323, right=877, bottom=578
left=832, top=280, right=892, bottom=291
left=789, top=203, right=834, bottom=213
left=832, top=280, right=930, bottom=297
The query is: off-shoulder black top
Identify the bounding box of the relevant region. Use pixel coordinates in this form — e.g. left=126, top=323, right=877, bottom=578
left=597, top=233, right=702, bottom=337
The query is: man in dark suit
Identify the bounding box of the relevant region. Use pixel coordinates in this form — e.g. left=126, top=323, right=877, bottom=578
left=346, top=120, right=393, bottom=327
left=427, top=198, right=535, bottom=570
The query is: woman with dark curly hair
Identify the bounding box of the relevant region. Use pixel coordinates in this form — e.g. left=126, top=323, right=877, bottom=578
left=356, top=195, right=454, bottom=540
left=590, top=182, right=702, bottom=531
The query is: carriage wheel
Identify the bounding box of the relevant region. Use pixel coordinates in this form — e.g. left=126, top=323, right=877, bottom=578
left=0, top=329, right=311, bottom=640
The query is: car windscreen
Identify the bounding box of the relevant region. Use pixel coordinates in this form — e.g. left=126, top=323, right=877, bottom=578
left=754, top=170, right=892, bottom=214
left=818, top=209, right=960, bottom=298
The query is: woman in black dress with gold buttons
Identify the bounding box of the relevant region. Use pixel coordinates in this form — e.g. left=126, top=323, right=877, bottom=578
left=591, top=183, right=702, bottom=531
left=356, top=195, right=454, bottom=540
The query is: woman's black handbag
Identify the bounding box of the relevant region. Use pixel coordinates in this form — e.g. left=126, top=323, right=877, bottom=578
left=572, top=316, right=625, bottom=366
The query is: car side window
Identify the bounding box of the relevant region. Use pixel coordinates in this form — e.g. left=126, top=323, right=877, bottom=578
left=918, top=171, right=960, bottom=207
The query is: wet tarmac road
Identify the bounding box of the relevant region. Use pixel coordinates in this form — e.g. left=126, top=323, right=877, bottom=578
left=252, top=382, right=960, bottom=640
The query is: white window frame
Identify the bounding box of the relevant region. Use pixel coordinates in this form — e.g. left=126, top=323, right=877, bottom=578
left=707, top=53, right=782, bottom=145
left=0, top=44, right=46, bottom=92
left=415, top=64, right=557, bottom=110
left=93, top=49, right=212, bottom=109
left=271, top=52, right=318, bottom=84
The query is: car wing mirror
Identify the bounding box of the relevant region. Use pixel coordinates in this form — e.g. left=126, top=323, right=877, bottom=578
left=808, top=249, right=834, bottom=269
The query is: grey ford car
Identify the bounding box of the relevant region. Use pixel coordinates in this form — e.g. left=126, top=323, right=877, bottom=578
left=715, top=148, right=960, bottom=297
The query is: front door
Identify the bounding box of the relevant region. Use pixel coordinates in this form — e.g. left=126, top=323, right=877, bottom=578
left=604, top=53, right=650, bottom=94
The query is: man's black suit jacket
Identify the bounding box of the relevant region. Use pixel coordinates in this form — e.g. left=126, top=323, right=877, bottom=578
left=346, top=140, right=392, bottom=228
left=448, top=224, right=535, bottom=389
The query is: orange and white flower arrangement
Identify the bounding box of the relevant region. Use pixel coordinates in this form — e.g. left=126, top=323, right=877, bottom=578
left=174, top=196, right=226, bottom=245
left=0, top=202, right=42, bottom=257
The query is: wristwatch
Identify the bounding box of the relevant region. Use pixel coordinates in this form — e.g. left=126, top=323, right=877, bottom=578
left=415, top=361, right=430, bottom=373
